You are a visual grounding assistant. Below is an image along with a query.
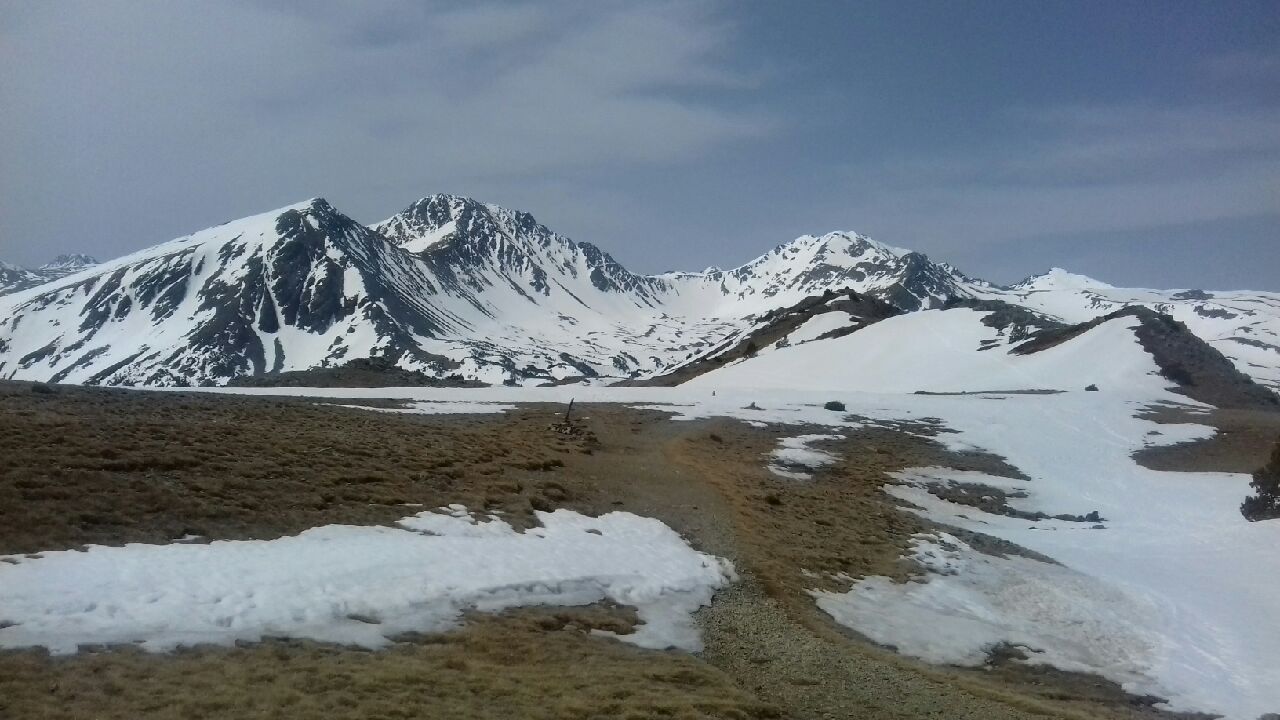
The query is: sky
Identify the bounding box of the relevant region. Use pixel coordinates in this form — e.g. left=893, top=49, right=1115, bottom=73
left=2, top=0, right=1277, bottom=290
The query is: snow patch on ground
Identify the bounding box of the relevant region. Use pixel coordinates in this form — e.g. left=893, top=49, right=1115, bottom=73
left=330, top=400, right=518, bottom=415
left=782, top=311, right=853, bottom=346
left=769, top=434, right=843, bottom=480
left=0, top=508, right=733, bottom=655
left=812, top=532, right=1162, bottom=694
left=814, top=394, right=1280, bottom=720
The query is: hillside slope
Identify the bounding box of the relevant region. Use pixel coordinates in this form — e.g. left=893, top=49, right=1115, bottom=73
left=966, top=269, right=1280, bottom=391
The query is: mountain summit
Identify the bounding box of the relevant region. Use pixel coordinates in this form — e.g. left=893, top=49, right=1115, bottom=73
left=38, top=253, right=100, bottom=276
left=0, top=253, right=101, bottom=295
left=0, top=195, right=1276, bottom=390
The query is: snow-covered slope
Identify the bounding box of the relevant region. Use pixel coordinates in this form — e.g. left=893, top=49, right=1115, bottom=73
left=688, top=308, right=1171, bottom=395
left=964, top=270, right=1280, bottom=391
left=1, top=193, right=1276, bottom=392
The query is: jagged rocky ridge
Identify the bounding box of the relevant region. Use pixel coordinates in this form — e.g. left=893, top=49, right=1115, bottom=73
left=1, top=194, right=1277, bottom=395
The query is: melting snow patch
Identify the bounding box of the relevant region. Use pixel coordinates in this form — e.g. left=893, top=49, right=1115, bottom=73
left=811, top=533, right=1164, bottom=695
left=769, top=434, right=842, bottom=480
left=331, top=400, right=517, bottom=415
left=782, top=311, right=853, bottom=346
left=0, top=508, right=733, bottom=655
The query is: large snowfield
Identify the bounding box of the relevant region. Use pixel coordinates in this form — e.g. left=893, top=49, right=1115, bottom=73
left=3, top=314, right=1278, bottom=718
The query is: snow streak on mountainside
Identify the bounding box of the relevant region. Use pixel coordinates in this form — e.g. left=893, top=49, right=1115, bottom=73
left=0, top=193, right=1277, bottom=391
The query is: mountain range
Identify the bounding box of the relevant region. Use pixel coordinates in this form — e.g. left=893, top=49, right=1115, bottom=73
left=0, top=194, right=1276, bottom=396
left=0, top=254, right=99, bottom=296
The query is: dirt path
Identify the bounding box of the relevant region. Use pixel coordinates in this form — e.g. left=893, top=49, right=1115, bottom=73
left=557, top=408, right=1189, bottom=720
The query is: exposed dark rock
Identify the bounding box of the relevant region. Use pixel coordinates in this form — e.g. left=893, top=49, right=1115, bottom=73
left=227, top=356, right=484, bottom=388
left=1231, top=336, right=1280, bottom=353
left=945, top=298, right=1067, bottom=344
left=923, top=479, right=1106, bottom=524
left=1193, top=306, right=1236, bottom=319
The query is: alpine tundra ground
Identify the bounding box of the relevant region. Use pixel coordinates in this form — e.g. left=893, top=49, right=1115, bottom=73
left=0, top=381, right=1262, bottom=720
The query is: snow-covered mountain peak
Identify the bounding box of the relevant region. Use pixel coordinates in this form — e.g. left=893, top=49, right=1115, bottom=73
left=675, top=229, right=969, bottom=314
left=38, top=254, right=99, bottom=273
left=0, top=197, right=455, bottom=385
left=274, top=197, right=355, bottom=232
left=1014, top=267, right=1114, bottom=292
left=734, top=231, right=905, bottom=278
left=375, top=194, right=535, bottom=255
left=375, top=194, right=659, bottom=303
left=792, top=230, right=911, bottom=258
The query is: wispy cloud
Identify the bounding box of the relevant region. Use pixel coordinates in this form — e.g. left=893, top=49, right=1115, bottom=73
left=0, top=3, right=1275, bottom=290
left=0, top=0, right=770, bottom=263
left=828, top=97, right=1280, bottom=257
left=1005, top=103, right=1280, bottom=181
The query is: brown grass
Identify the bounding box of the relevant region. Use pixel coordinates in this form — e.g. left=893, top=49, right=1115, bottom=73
left=667, top=417, right=1028, bottom=596
left=0, top=383, right=599, bottom=554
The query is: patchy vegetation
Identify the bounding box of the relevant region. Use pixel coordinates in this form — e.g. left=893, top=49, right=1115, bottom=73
left=1242, top=436, right=1280, bottom=521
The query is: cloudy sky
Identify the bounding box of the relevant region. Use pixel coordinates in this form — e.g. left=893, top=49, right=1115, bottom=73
left=2, top=0, right=1277, bottom=289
